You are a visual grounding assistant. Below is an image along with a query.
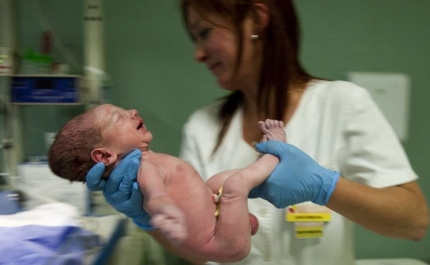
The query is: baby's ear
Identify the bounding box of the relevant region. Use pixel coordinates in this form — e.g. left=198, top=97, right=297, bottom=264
left=91, top=148, right=118, bottom=166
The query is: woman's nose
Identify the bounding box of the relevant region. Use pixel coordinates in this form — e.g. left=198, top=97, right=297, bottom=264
left=194, top=43, right=207, bottom=63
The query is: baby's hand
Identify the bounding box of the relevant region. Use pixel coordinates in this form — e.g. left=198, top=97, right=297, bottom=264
left=150, top=204, right=187, bottom=245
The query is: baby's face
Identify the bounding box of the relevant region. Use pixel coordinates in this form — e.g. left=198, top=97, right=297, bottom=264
left=95, top=104, right=153, bottom=156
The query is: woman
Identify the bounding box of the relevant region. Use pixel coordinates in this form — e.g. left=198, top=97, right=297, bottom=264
left=86, top=1, right=428, bottom=264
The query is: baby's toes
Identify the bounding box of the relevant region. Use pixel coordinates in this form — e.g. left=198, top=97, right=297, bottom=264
left=268, top=119, right=280, bottom=129
left=258, top=121, right=267, bottom=132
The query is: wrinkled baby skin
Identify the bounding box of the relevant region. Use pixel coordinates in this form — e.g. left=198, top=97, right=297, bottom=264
left=138, top=152, right=257, bottom=263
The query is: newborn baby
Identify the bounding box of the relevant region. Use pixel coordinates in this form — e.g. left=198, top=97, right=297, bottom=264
left=49, top=104, right=286, bottom=263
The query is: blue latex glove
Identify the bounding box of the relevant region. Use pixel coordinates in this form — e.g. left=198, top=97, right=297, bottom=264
left=249, top=140, right=340, bottom=208
left=86, top=149, right=153, bottom=230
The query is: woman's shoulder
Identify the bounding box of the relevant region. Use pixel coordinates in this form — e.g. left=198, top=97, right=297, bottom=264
left=306, top=80, right=374, bottom=111
left=296, top=79, right=376, bottom=128
left=308, top=79, right=371, bottom=99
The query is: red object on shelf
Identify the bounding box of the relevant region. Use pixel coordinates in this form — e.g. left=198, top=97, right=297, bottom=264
left=40, top=31, right=52, bottom=55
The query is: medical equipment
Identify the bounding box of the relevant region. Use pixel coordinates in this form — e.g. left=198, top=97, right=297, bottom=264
left=0, top=47, right=13, bottom=75
left=16, top=162, right=89, bottom=214
left=0, top=202, right=127, bottom=265
left=0, top=190, right=23, bottom=214
left=356, top=258, right=428, bottom=265
left=10, top=75, right=82, bottom=104
left=0, top=1, right=129, bottom=264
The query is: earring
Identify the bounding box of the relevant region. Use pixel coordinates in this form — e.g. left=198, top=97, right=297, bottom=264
left=251, top=34, right=259, bottom=40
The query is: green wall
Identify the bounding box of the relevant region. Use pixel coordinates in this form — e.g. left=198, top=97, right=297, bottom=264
left=7, top=0, right=430, bottom=261
left=295, top=1, right=430, bottom=260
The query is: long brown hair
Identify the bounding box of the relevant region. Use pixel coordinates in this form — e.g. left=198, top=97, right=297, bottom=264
left=180, top=0, right=315, bottom=154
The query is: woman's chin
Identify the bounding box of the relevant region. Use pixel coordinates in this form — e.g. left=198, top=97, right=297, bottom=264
left=216, top=79, right=236, bottom=91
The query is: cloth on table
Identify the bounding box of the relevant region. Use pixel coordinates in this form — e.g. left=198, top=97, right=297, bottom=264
left=0, top=203, right=100, bottom=265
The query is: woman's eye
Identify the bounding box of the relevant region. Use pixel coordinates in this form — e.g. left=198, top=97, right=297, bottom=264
left=198, top=28, right=211, bottom=39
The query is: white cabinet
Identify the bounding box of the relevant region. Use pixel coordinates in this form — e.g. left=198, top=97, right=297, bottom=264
left=348, top=72, right=410, bottom=142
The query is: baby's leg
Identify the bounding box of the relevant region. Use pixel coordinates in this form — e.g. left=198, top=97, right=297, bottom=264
left=210, top=119, right=285, bottom=193
left=223, top=119, right=286, bottom=190
left=207, top=169, right=240, bottom=194
left=207, top=170, right=240, bottom=205
left=201, top=120, right=285, bottom=262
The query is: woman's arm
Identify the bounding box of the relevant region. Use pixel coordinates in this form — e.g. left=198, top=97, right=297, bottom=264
left=327, top=178, right=428, bottom=240
left=254, top=140, right=429, bottom=240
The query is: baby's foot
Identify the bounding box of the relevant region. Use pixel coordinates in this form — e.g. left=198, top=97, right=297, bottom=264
left=258, top=119, right=286, bottom=142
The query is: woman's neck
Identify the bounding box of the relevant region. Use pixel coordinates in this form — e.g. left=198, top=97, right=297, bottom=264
left=241, top=82, right=307, bottom=145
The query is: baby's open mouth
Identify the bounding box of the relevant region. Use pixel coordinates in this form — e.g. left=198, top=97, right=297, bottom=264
left=137, top=122, right=143, bottom=130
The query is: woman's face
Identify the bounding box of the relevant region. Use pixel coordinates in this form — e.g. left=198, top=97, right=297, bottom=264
left=187, top=6, right=262, bottom=92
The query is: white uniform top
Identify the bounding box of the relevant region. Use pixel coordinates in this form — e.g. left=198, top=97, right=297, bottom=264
left=179, top=80, right=418, bottom=265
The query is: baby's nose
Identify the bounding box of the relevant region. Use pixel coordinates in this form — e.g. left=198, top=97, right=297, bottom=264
left=129, top=109, right=138, bottom=117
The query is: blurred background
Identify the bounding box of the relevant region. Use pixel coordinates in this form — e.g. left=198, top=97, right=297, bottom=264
left=0, top=0, right=429, bottom=264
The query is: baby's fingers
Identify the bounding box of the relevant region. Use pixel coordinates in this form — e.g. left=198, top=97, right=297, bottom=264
left=151, top=214, right=187, bottom=245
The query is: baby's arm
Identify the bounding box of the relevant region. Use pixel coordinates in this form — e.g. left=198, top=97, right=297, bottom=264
left=138, top=160, right=187, bottom=245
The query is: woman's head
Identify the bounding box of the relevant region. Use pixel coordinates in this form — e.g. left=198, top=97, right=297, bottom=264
left=180, top=0, right=314, bottom=153
left=180, top=0, right=311, bottom=95
left=182, top=0, right=260, bottom=91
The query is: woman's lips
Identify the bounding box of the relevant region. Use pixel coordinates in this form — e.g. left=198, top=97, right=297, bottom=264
left=209, top=62, right=221, bottom=73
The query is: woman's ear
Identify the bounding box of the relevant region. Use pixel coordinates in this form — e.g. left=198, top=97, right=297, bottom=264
left=254, top=3, right=270, bottom=30
left=91, top=148, right=118, bottom=166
